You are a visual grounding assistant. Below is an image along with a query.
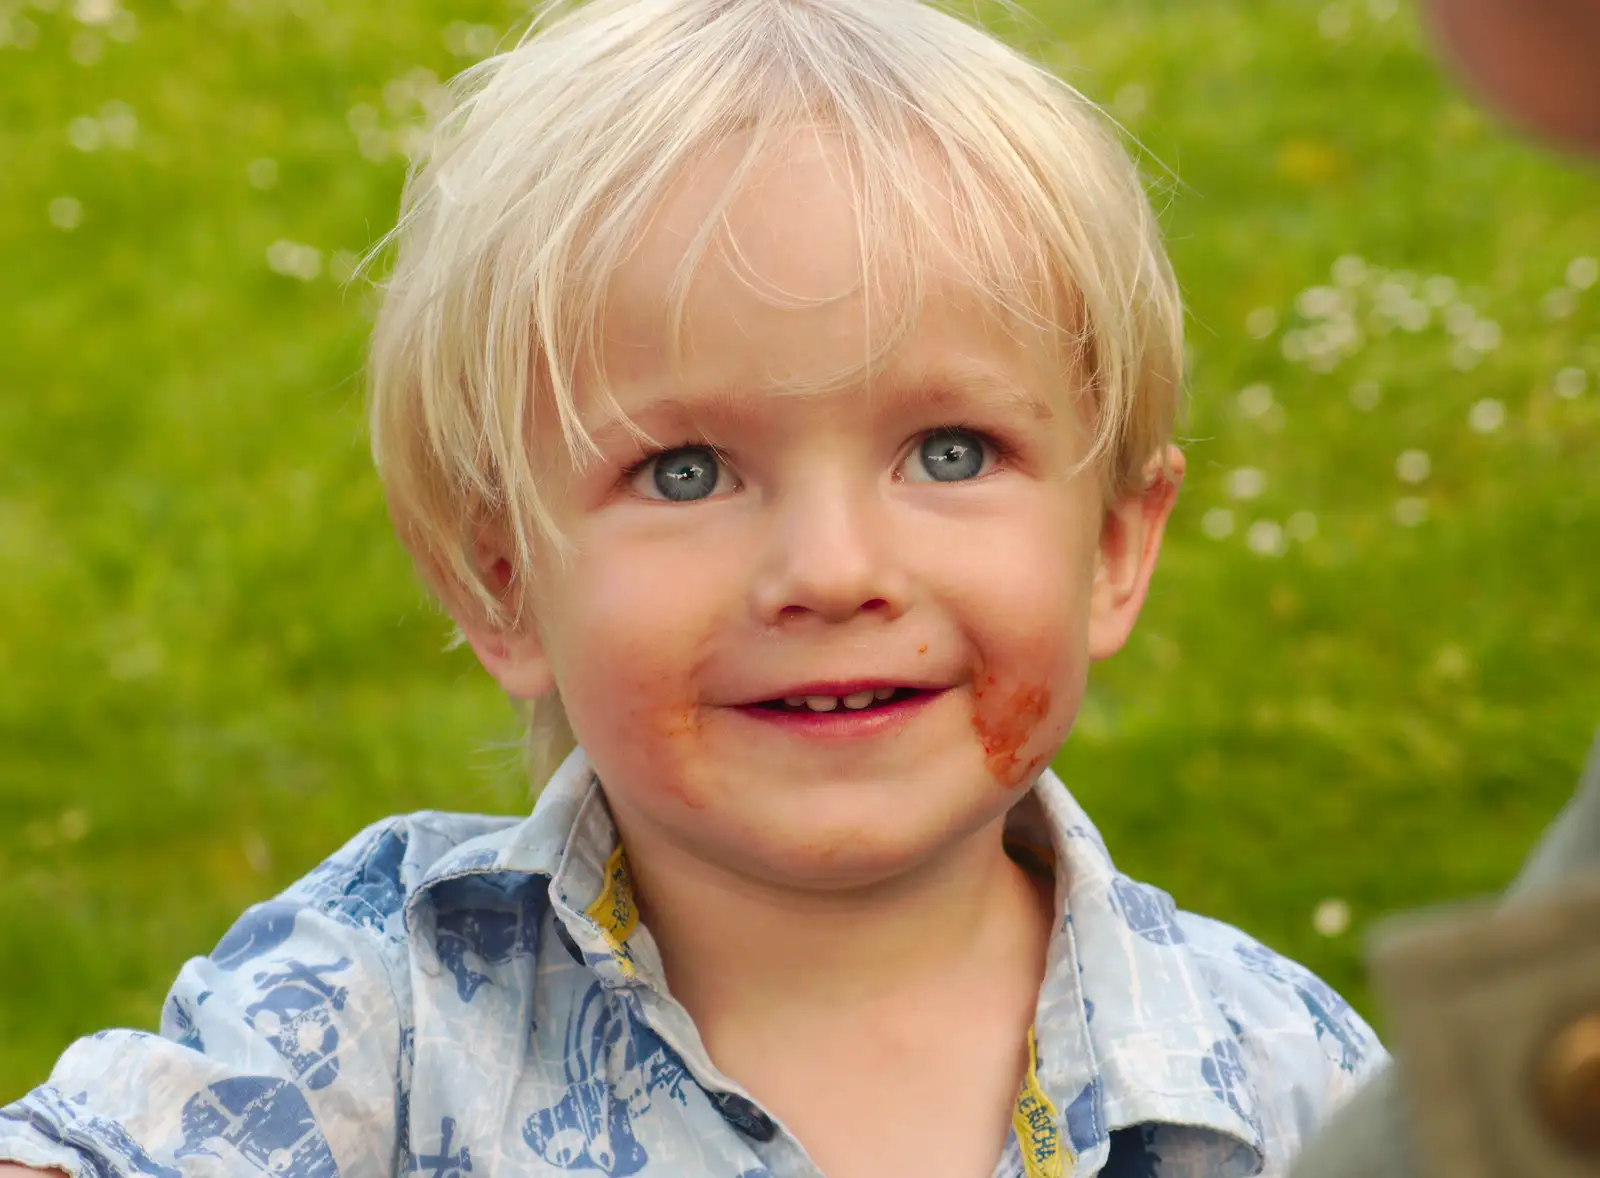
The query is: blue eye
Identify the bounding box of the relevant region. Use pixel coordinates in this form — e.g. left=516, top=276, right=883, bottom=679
left=908, top=428, right=991, bottom=483
left=634, top=445, right=728, bottom=502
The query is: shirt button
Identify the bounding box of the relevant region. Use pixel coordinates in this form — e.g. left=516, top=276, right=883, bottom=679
left=709, top=1091, right=778, bottom=1142
left=1535, top=1009, right=1600, bottom=1155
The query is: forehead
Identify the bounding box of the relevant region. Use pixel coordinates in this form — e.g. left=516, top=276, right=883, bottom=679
left=589, top=127, right=1069, bottom=417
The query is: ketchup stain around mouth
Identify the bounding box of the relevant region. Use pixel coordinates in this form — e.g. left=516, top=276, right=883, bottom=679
left=971, top=673, right=1051, bottom=788
left=654, top=703, right=709, bottom=809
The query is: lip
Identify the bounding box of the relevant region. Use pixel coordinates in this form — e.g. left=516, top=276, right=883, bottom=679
left=729, top=686, right=950, bottom=740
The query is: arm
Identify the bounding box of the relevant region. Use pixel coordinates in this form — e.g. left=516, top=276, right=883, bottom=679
left=0, top=823, right=416, bottom=1178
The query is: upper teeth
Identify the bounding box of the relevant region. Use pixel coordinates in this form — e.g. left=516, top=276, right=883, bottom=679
left=781, top=688, right=897, bottom=711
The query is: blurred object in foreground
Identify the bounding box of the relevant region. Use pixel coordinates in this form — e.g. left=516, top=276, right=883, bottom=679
left=1289, top=731, right=1600, bottom=1178
left=1422, top=0, right=1600, bottom=152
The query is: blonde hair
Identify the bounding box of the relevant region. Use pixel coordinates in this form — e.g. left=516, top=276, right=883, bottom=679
left=366, top=0, right=1184, bottom=785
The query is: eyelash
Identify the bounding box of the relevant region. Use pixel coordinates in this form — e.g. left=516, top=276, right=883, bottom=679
left=619, top=441, right=735, bottom=485
left=619, top=424, right=1017, bottom=491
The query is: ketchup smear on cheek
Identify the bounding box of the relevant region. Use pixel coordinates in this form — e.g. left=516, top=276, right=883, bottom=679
left=970, top=674, right=1052, bottom=789
left=652, top=703, right=710, bottom=810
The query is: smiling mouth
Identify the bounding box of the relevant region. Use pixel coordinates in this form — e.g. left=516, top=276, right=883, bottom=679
left=752, top=687, right=928, bottom=713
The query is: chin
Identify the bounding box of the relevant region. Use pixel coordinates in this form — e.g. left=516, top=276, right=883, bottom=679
left=716, top=795, right=1003, bottom=891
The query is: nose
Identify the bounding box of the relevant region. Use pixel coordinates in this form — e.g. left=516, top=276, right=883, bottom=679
left=749, top=477, right=909, bottom=626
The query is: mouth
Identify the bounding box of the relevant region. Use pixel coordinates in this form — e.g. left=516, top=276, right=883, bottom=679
left=749, top=686, right=931, bottom=714
left=730, top=682, right=948, bottom=741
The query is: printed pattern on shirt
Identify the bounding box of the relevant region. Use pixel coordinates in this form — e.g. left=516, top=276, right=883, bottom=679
left=0, top=759, right=1387, bottom=1178
left=522, top=983, right=691, bottom=1175
left=177, top=1076, right=338, bottom=1178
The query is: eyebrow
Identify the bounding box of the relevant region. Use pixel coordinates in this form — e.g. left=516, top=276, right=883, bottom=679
left=582, top=367, right=1057, bottom=448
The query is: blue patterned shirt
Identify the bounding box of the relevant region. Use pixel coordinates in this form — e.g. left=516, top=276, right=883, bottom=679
left=1, top=751, right=1384, bottom=1178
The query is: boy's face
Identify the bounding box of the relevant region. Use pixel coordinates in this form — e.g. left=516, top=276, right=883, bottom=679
left=469, top=133, right=1181, bottom=889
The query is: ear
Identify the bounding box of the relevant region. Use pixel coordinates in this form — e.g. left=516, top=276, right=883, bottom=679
left=454, top=541, right=558, bottom=701
left=1086, top=445, right=1185, bottom=661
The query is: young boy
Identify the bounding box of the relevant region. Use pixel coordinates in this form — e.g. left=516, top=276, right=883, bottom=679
left=0, top=0, right=1385, bottom=1176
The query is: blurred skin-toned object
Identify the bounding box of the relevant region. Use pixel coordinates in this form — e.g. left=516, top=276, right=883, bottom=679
left=1421, top=0, right=1600, bottom=151
left=1289, top=4, right=1598, bottom=1175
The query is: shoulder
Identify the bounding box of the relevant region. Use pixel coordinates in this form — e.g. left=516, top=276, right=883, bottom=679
left=1174, top=910, right=1388, bottom=1154
left=206, top=811, right=525, bottom=977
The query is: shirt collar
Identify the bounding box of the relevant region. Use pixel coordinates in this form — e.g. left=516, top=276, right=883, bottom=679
left=407, top=748, right=1265, bottom=1174
left=1021, top=773, right=1266, bottom=1173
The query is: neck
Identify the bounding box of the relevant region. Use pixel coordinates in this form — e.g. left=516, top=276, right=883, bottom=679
left=614, top=808, right=1053, bottom=1026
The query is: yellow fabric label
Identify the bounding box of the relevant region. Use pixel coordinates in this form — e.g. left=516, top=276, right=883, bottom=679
left=584, top=845, right=639, bottom=978
left=1014, top=1027, right=1067, bottom=1178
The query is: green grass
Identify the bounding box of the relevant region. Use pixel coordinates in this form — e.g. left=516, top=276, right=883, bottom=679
left=2, top=0, right=1597, bottom=1103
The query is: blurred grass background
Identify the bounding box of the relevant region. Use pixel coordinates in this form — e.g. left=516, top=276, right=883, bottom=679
left=2, top=0, right=1597, bottom=1102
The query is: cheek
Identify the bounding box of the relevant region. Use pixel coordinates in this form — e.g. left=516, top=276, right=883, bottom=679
left=971, top=673, right=1052, bottom=789
left=968, top=656, right=1082, bottom=791
left=953, top=504, right=1098, bottom=790
left=561, top=637, right=717, bottom=811
left=548, top=533, right=733, bottom=807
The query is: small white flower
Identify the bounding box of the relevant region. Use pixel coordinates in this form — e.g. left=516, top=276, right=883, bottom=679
left=1554, top=367, right=1587, bottom=400
left=443, top=21, right=500, bottom=58
left=109, top=637, right=164, bottom=680
left=48, top=195, right=83, bottom=230
left=1245, top=307, right=1278, bottom=339
left=1421, top=275, right=1457, bottom=306
left=247, top=157, right=278, bottom=189
left=356, top=128, right=391, bottom=163
left=1468, top=398, right=1506, bottom=433
left=1367, top=0, right=1398, bottom=18
left=266, top=239, right=323, bottom=282
left=1287, top=511, right=1318, bottom=542
left=1281, top=330, right=1308, bottom=364
left=244, top=833, right=272, bottom=874
left=1324, top=315, right=1360, bottom=351
left=1331, top=255, right=1369, bottom=287
left=1237, top=383, right=1275, bottom=418
left=1451, top=343, right=1482, bottom=372
left=1468, top=320, right=1502, bottom=352
left=1114, top=83, right=1147, bottom=119
left=106, top=7, right=135, bottom=41
left=1349, top=379, right=1381, bottom=411
left=1375, top=279, right=1413, bottom=314
left=72, top=0, right=117, bottom=25
left=69, top=29, right=102, bottom=65
left=3, top=15, right=41, bottom=49
left=1397, top=301, right=1429, bottom=332
left=1567, top=256, right=1598, bottom=291
left=1201, top=507, right=1235, bottom=540
left=1395, top=449, right=1431, bottom=484
left=1543, top=287, right=1579, bottom=320
left=1393, top=497, right=1429, bottom=527
left=1297, top=285, right=1346, bottom=319
left=1313, top=899, right=1351, bottom=937
left=1247, top=520, right=1286, bottom=557
left=1443, top=302, right=1478, bottom=336
left=1434, top=645, right=1469, bottom=679
left=67, top=115, right=103, bottom=151
left=58, top=809, right=90, bottom=842
left=99, top=99, right=137, bottom=149
left=1228, top=467, right=1266, bottom=501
